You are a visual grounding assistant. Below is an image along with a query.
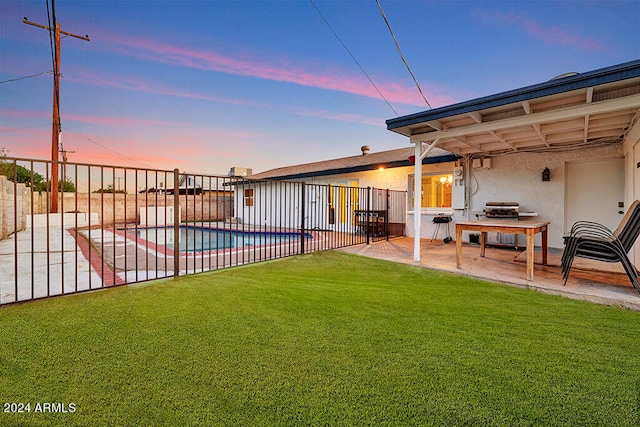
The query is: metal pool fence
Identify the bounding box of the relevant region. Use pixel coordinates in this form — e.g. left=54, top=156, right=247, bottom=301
left=0, top=157, right=406, bottom=305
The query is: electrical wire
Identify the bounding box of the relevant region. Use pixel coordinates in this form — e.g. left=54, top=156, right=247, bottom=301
left=47, top=0, right=62, bottom=134
left=63, top=128, right=154, bottom=169
left=45, top=0, right=55, bottom=69
left=308, top=0, right=398, bottom=115
left=376, top=0, right=432, bottom=109
left=0, top=70, right=53, bottom=84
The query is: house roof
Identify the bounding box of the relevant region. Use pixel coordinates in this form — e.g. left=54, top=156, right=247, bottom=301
left=249, top=147, right=458, bottom=181
left=387, top=60, right=640, bottom=155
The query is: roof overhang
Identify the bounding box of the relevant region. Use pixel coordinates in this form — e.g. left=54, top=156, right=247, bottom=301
left=257, top=153, right=459, bottom=181
left=386, top=60, right=640, bottom=156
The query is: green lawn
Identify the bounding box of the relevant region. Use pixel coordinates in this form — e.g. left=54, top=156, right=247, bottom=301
left=1, top=251, right=639, bottom=426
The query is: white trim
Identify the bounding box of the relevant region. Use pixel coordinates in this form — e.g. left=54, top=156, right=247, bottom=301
left=413, top=139, right=441, bottom=261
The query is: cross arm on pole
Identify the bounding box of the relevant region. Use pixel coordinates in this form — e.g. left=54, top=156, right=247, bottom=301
left=23, top=17, right=90, bottom=41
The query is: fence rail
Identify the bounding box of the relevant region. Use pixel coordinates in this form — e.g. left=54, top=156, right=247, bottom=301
left=0, top=157, right=406, bottom=305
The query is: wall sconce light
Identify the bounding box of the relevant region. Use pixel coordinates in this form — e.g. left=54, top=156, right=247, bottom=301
left=408, top=155, right=416, bottom=165
left=542, top=167, right=550, bottom=182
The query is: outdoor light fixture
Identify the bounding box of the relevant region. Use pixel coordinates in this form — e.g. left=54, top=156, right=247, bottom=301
left=439, top=175, right=453, bottom=184
left=542, top=167, right=551, bottom=182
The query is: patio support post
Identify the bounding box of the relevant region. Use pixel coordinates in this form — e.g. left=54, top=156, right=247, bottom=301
left=413, top=139, right=440, bottom=262
left=413, top=143, right=422, bottom=261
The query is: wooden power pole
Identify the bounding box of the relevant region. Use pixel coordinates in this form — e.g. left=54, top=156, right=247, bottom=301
left=23, top=15, right=89, bottom=213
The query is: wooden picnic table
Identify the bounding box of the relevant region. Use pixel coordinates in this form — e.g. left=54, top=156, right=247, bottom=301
left=455, top=219, right=550, bottom=281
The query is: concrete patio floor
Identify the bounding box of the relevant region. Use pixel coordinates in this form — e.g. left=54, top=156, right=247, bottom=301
left=338, top=237, right=640, bottom=311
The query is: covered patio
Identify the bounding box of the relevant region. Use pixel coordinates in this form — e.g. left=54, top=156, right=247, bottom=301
left=338, top=237, right=640, bottom=311
left=385, top=60, right=640, bottom=266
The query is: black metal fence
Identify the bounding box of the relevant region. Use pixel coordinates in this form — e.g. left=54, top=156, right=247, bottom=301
left=0, top=157, right=406, bottom=305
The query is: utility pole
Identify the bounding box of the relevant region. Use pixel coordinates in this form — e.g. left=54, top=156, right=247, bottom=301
left=23, top=14, right=89, bottom=213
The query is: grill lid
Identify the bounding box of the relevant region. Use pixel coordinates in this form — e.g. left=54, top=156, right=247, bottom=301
left=484, top=202, right=519, bottom=218
left=485, top=202, right=519, bottom=208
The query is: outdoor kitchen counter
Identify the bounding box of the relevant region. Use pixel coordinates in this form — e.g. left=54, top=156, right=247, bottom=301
left=455, top=219, right=550, bottom=281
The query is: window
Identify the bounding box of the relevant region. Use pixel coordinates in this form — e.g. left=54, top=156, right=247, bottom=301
left=244, top=188, right=254, bottom=207
left=409, top=173, right=453, bottom=209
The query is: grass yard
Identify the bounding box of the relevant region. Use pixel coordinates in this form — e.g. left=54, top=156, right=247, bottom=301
left=1, top=250, right=639, bottom=426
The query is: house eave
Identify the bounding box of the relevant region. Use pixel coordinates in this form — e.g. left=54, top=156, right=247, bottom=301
left=254, top=154, right=460, bottom=181
left=386, top=59, right=640, bottom=134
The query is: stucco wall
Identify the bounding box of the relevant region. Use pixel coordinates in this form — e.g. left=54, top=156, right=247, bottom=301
left=467, top=144, right=623, bottom=248
left=321, top=146, right=626, bottom=250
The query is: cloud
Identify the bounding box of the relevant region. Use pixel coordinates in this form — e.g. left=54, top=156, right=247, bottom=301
left=90, top=30, right=455, bottom=107
left=479, top=10, right=608, bottom=52
left=65, top=69, right=276, bottom=110
left=293, top=109, right=385, bottom=127
left=0, top=108, right=263, bottom=171
left=66, top=69, right=395, bottom=127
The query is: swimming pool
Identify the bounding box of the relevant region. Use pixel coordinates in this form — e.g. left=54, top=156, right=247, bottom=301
left=132, top=225, right=308, bottom=252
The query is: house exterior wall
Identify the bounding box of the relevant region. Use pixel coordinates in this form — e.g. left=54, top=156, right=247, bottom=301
left=401, top=145, right=625, bottom=249
left=290, top=163, right=458, bottom=237
left=234, top=181, right=305, bottom=229
left=240, top=137, right=633, bottom=251
left=233, top=173, right=410, bottom=232
left=461, top=144, right=623, bottom=249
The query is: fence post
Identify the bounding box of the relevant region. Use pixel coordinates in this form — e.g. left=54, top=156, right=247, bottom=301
left=386, top=189, right=390, bottom=241
left=300, top=182, right=306, bottom=254
left=173, top=168, right=180, bottom=278
left=366, top=186, right=371, bottom=245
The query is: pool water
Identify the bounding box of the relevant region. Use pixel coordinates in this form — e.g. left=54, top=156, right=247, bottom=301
left=133, top=225, right=305, bottom=252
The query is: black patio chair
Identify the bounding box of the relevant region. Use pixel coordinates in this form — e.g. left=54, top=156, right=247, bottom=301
left=561, top=200, right=640, bottom=293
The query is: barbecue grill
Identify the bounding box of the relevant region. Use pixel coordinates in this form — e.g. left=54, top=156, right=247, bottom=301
left=484, top=202, right=519, bottom=219
left=432, top=215, right=453, bottom=243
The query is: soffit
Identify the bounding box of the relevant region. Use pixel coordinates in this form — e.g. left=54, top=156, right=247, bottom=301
left=389, top=76, right=640, bottom=156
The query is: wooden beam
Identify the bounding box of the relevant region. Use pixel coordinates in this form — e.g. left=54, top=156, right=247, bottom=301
left=410, top=94, right=640, bottom=144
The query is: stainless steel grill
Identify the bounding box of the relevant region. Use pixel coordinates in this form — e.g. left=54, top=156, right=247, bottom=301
left=484, top=202, right=519, bottom=219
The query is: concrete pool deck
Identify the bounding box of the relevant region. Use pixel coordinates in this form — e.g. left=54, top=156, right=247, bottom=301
left=0, top=221, right=332, bottom=304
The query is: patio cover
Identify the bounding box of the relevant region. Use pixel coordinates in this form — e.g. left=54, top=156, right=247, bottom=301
left=386, top=60, right=640, bottom=261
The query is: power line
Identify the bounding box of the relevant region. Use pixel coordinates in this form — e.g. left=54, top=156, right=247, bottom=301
left=376, top=0, right=432, bottom=109
left=45, top=0, right=55, bottom=78
left=308, top=0, right=398, bottom=116
left=64, top=128, right=154, bottom=169
left=0, top=70, right=53, bottom=84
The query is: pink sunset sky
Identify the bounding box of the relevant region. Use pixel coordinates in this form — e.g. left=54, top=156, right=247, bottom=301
left=1, top=0, right=638, bottom=175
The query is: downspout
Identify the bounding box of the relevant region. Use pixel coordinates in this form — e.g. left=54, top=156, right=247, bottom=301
left=413, top=139, right=440, bottom=262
